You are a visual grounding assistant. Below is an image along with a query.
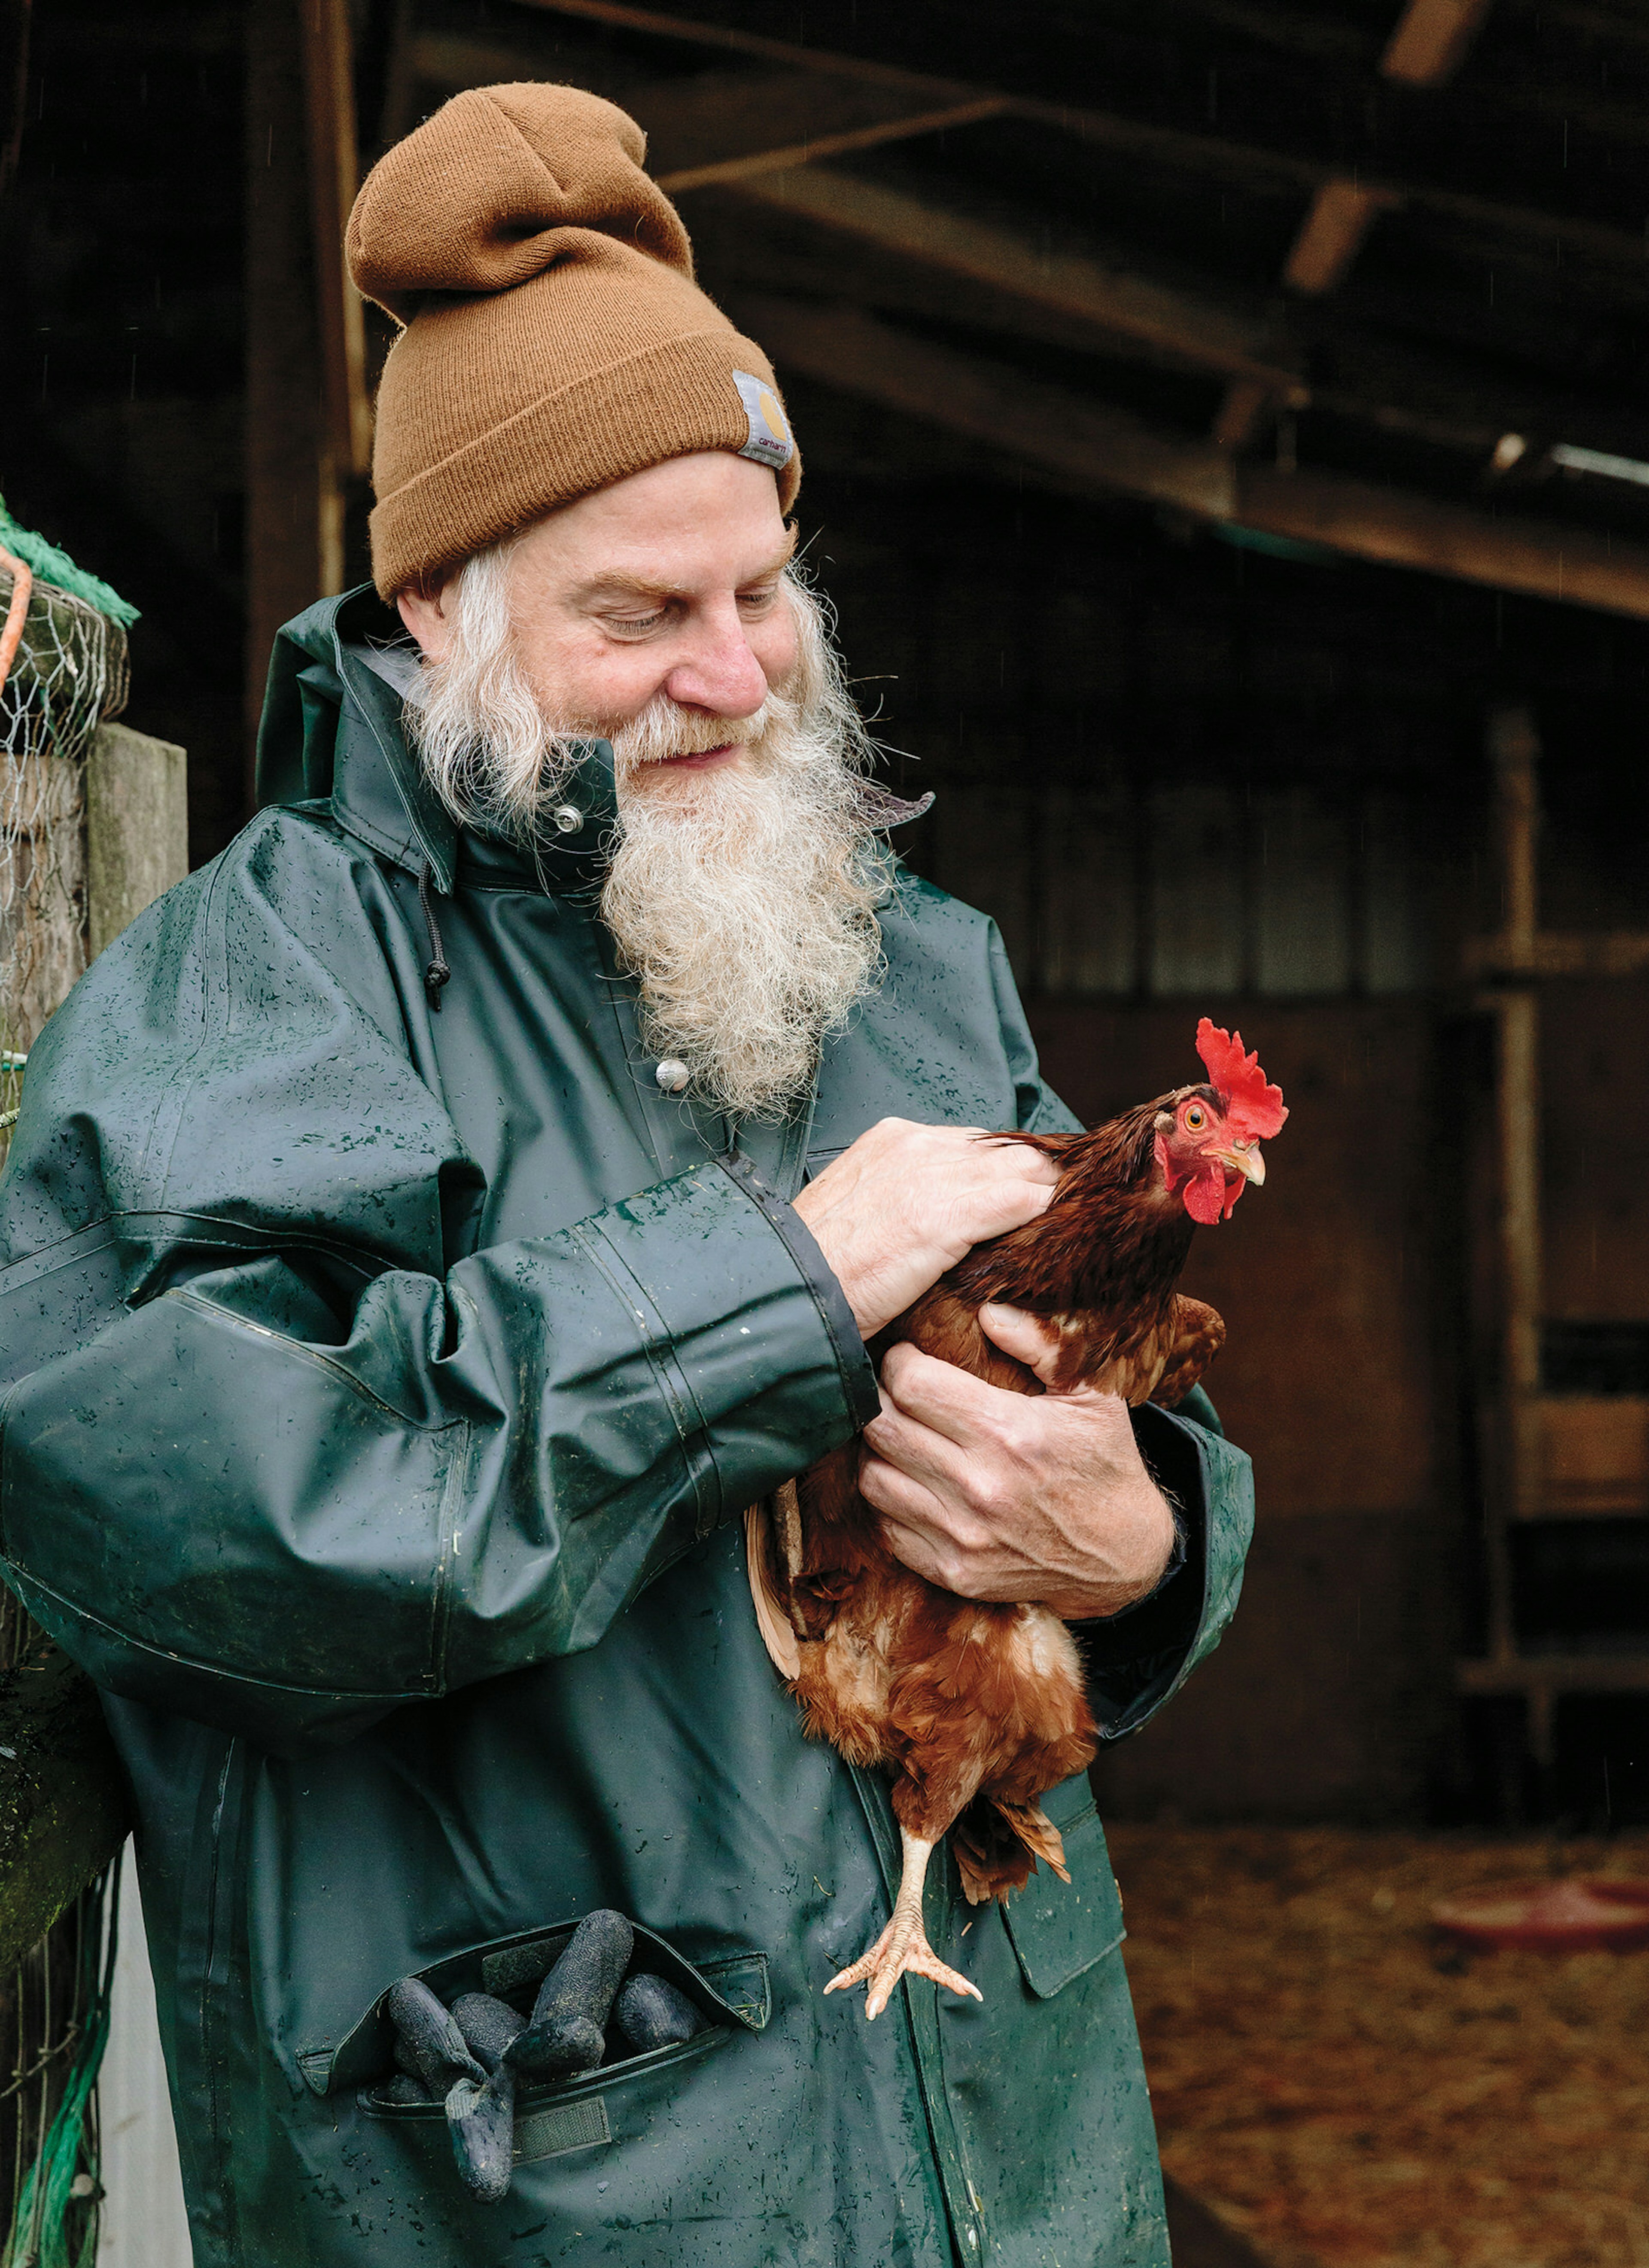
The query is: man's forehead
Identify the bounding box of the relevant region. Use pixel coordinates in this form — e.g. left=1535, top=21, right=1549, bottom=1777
left=510, top=452, right=796, bottom=596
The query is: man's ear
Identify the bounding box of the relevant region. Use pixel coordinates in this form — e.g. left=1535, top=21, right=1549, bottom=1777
left=397, top=584, right=450, bottom=661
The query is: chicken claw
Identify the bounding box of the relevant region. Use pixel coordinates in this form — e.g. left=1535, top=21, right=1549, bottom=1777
left=824, top=1830, right=983, bottom=2020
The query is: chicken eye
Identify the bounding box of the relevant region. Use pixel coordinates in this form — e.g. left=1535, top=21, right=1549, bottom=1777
left=1183, top=1104, right=1207, bottom=1132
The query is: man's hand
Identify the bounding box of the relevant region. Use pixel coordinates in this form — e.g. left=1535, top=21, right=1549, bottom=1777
left=792, top=1119, right=1058, bottom=1340
left=858, top=1304, right=1177, bottom=1620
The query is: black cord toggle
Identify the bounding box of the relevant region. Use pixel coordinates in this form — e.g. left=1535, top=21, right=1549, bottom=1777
left=417, top=862, right=451, bottom=1012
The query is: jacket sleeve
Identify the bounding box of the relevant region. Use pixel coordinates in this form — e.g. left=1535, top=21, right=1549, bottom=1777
left=0, top=820, right=877, bottom=1754
left=985, top=920, right=1255, bottom=1731
left=1077, top=1399, right=1253, bottom=1738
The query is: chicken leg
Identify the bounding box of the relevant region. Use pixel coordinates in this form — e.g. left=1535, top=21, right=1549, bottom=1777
left=824, top=1826, right=983, bottom=2021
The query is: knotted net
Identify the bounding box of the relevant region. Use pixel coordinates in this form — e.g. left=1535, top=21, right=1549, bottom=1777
left=0, top=524, right=131, bottom=1148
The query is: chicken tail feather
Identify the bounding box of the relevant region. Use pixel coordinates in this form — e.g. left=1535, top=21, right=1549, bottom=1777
left=951, top=1796, right=1070, bottom=1905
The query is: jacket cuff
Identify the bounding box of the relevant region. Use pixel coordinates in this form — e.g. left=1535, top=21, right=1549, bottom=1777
left=1074, top=1402, right=1253, bottom=1740
left=714, top=1151, right=880, bottom=1430
left=575, top=1155, right=878, bottom=1531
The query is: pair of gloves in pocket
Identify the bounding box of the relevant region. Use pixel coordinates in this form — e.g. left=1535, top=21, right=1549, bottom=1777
left=381, top=1910, right=704, bottom=2203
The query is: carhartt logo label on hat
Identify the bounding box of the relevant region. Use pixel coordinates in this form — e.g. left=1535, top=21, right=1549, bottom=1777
left=732, top=370, right=794, bottom=471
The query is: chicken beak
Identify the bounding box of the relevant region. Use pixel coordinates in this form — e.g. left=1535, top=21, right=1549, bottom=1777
left=1212, top=1141, right=1266, bottom=1186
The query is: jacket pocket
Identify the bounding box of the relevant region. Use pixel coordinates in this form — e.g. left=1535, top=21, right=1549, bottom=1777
left=316, top=1917, right=768, bottom=2171
left=1000, top=1772, right=1126, bottom=1998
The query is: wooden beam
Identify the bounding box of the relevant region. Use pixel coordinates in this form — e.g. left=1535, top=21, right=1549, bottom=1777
left=1282, top=181, right=1401, bottom=293
left=742, top=296, right=1649, bottom=620
left=1458, top=1653, right=1649, bottom=1697
left=1482, top=704, right=1543, bottom=1653
left=515, top=0, right=1649, bottom=269
left=408, top=34, right=1007, bottom=186
left=727, top=166, right=1304, bottom=395
left=298, top=0, right=371, bottom=482
left=1213, top=182, right=1389, bottom=447
left=1212, top=0, right=1491, bottom=452
left=0, top=0, right=31, bottom=198
left=1095, top=0, right=1649, bottom=143
left=246, top=0, right=335, bottom=799
left=1466, top=930, right=1649, bottom=979
left=689, top=168, right=1649, bottom=466
left=655, top=98, right=1007, bottom=193
left=745, top=296, right=1241, bottom=518
left=1240, top=460, right=1649, bottom=613
left=1209, top=380, right=1274, bottom=454
left=1214, top=177, right=1393, bottom=448
left=1381, top=0, right=1497, bottom=85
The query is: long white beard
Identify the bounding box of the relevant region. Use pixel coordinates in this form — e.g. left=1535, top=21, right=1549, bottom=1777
left=403, top=554, right=886, bottom=1121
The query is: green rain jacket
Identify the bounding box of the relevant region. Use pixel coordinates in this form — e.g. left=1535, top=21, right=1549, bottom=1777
left=0, top=588, right=1252, bottom=2268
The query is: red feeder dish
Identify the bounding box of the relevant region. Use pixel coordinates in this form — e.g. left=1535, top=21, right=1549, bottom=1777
left=1432, top=1878, right=1649, bottom=1952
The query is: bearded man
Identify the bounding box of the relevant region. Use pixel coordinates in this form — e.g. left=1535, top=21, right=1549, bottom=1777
left=0, top=84, right=1251, bottom=2268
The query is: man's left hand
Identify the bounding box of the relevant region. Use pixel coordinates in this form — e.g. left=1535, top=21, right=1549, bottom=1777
left=858, top=1303, right=1177, bottom=1620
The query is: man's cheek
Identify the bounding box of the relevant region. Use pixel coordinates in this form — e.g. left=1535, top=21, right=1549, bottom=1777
left=752, top=616, right=799, bottom=689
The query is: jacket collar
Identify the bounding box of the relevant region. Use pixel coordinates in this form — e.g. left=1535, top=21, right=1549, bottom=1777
left=253, top=585, right=618, bottom=897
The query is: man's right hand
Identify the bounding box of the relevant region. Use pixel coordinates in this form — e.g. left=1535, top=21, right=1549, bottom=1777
left=791, top=1118, right=1059, bottom=1340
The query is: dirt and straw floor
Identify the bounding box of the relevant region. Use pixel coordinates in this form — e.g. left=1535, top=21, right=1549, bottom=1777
left=1110, top=1826, right=1649, bottom=2268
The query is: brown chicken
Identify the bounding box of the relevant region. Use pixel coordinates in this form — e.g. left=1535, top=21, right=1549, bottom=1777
left=746, top=1019, right=1287, bottom=2017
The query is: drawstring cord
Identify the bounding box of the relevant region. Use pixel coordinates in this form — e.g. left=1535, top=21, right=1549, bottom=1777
left=417, top=863, right=451, bottom=1012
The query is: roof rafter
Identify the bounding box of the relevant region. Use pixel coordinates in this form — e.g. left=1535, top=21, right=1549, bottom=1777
left=697, top=160, right=1649, bottom=463
left=1212, top=0, right=1498, bottom=453
left=738, top=295, right=1649, bottom=621
left=720, top=165, right=1304, bottom=394
left=511, top=0, right=1649, bottom=267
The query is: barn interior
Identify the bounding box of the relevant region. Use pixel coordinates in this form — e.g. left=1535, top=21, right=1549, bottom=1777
left=3, top=2, right=1649, bottom=2262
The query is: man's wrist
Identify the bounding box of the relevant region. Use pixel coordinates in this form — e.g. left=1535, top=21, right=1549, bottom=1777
left=1062, top=1491, right=1186, bottom=1624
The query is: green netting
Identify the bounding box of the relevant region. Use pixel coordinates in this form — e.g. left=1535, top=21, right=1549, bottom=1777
left=0, top=502, right=137, bottom=631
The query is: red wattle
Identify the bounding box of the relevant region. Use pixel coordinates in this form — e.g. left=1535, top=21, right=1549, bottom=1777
left=1182, top=1166, right=1226, bottom=1225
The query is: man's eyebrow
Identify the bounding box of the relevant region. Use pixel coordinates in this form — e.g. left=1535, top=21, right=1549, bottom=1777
left=572, top=531, right=800, bottom=607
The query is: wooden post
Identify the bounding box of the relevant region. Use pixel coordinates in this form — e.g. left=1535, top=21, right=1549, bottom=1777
left=1485, top=705, right=1544, bottom=1728
left=298, top=0, right=371, bottom=484
left=86, top=724, right=188, bottom=961
left=246, top=0, right=339, bottom=805
left=0, top=721, right=187, bottom=1964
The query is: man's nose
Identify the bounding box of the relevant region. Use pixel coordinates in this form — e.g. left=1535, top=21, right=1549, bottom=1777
left=660, top=598, right=769, bottom=719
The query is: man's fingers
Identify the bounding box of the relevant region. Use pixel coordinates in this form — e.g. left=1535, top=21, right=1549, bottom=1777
left=858, top=1455, right=945, bottom=1543
left=977, top=1302, right=1066, bottom=1388
left=879, top=1341, right=1028, bottom=1444
left=951, top=1175, right=1056, bottom=1247
left=863, top=1398, right=975, bottom=1497
left=977, top=1134, right=1062, bottom=1183
left=860, top=1464, right=980, bottom=1593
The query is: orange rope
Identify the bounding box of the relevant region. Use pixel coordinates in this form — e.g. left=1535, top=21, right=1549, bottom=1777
left=0, top=544, right=33, bottom=703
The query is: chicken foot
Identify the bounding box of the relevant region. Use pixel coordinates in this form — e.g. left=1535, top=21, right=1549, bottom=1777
left=824, top=1826, right=983, bottom=2021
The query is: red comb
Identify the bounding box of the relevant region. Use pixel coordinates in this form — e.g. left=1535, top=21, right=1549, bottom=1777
left=1195, top=1018, right=1288, bottom=1138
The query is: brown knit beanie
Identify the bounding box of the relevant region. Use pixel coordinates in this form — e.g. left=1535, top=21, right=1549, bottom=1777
left=346, top=82, right=800, bottom=598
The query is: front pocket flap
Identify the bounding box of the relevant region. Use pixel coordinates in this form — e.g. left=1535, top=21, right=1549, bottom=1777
left=316, top=1919, right=766, bottom=2096
left=358, top=2025, right=731, bottom=2159
left=1000, top=1797, right=1125, bottom=1999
